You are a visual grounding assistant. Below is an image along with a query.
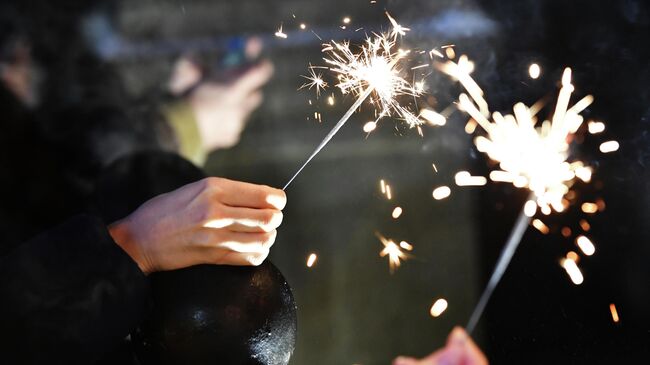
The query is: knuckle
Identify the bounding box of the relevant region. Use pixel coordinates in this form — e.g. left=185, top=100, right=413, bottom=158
left=248, top=249, right=269, bottom=266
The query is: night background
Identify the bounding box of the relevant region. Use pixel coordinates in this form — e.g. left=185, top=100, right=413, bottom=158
left=7, top=0, right=650, bottom=363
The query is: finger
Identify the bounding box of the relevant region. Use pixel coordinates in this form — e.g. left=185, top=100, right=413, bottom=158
left=206, top=230, right=277, bottom=253
left=392, top=356, right=419, bottom=365
left=218, top=247, right=270, bottom=266
left=243, top=91, right=263, bottom=114
left=203, top=206, right=283, bottom=233
left=231, top=61, right=274, bottom=96
left=447, top=327, right=487, bottom=365
left=245, top=37, right=264, bottom=59
left=206, top=177, right=286, bottom=209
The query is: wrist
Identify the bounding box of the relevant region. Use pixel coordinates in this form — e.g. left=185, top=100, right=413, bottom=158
left=108, top=218, right=151, bottom=275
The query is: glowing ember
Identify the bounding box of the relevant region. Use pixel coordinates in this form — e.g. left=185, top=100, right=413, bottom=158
left=386, top=185, right=393, bottom=200
left=576, top=235, right=595, bottom=256
left=610, top=303, right=620, bottom=323
left=363, top=121, right=377, bottom=133
left=465, top=119, right=478, bottom=134
left=432, top=186, right=451, bottom=200
left=306, top=253, right=318, bottom=267
left=579, top=219, right=591, bottom=231
left=561, top=254, right=584, bottom=285
left=377, top=233, right=409, bottom=273
left=599, top=141, right=620, bottom=153
left=399, top=241, right=413, bottom=251
left=561, top=227, right=572, bottom=237
left=581, top=202, right=598, bottom=214
left=327, top=96, right=335, bottom=105
left=455, top=171, right=487, bottom=186
left=529, top=63, right=541, bottom=79
left=300, top=23, right=307, bottom=30
left=420, top=108, right=447, bottom=126
left=392, top=207, right=403, bottom=219
left=430, top=299, right=449, bottom=317
left=380, top=179, right=386, bottom=194
left=342, top=16, right=351, bottom=24
left=588, top=121, right=605, bottom=134
left=274, top=24, right=288, bottom=39
left=524, top=200, right=538, bottom=217
left=532, top=219, right=550, bottom=234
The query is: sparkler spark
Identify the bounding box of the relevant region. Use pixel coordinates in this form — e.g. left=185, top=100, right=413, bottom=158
left=284, top=14, right=424, bottom=189
left=377, top=233, right=410, bottom=273
left=306, top=253, right=318, bottom=267
left=444, top=56, right=605, bottom=333
left=275, top=23, right=288, bottom=39
left=300, top=65, right=328, bottom=97
left=430, top=298, right=449, bottom=317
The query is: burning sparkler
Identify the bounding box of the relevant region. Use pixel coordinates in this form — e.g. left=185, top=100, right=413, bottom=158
left=284, top=13, right=424, bottom=189
left=439, top=56, right=605, bottom=333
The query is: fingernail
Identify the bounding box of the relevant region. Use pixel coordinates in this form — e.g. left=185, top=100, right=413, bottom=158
left=266, top=194, right=287, bottom=210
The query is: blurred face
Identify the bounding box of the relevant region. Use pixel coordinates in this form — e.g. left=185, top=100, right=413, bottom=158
left=0, top=40, right=42, bottom=108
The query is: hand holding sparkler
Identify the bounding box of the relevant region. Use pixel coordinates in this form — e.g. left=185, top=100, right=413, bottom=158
left=393, top=327, right=488, bottom=365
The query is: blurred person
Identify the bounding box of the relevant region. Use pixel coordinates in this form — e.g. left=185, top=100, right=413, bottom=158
left=393, top=327, right=488, bottom=365
left=0, top=2, right=289, bottom=364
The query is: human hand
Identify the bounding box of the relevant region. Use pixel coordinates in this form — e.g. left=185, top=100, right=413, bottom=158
left=393, top=327, right=488, bottom=365
left=187, top=60, right=273, bottom=151
left=108, top=177, right=286, bottom=274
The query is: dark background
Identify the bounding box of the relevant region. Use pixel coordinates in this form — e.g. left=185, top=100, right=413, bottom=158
left=36, top=0, right=650, bottom=363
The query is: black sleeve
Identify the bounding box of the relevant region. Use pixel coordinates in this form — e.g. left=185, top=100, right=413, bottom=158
left=0, top=214, right=149, bottom=364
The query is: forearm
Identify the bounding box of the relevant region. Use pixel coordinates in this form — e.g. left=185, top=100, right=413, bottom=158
left=0, top=214, right=149, bottom=364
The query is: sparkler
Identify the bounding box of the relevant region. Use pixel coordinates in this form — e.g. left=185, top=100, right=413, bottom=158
left=439, top=57, right=603, bottom=334
left=283, top=13, right=423, bottom=190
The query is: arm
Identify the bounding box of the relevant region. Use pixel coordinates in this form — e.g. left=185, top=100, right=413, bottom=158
left=0, top=176, right=286, bottom=363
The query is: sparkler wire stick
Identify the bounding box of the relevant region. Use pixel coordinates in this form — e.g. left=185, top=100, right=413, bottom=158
left=283, top=87, right=374, bottom=190
left=466, top=198, right=533, bottom=334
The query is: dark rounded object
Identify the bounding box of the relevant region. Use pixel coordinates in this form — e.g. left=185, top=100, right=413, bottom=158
left=94, top=151, right=297, bottom=365
left=133, top=262, right=297, bottom=365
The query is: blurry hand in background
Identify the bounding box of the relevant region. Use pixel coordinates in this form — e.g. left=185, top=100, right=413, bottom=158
left=393, top=327, right=488, bottom=365
left=167, top=37, right=273, bottom=154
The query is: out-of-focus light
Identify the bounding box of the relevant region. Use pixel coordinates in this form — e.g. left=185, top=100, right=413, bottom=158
left=363, top=121, right=377, bottom=133
left=528, top=63, right=541, bottom=79
left=561, top=255, right=584, bottom=285
left=342, top=16, right=351, bottom=24
left=420, top=109, right=446, bottom=126
left=300, top=23, right=307, bottom=30
left=610, top=303, right=620, bottom=323
left=561, top=227, right=572, bottom=238
left=306, top=253, right=318, bottom=267
left=465, top=119, right=477, bottom=134
left=327, top=96, right=335, bottom=105
left=588, top=121, right=605, bottom=134
left=399, top=241, right=413, bottom=251
left=576, top=235, right=595, bottom=256
left=579, top=219, right=591, bottom=231
left=532, top=219, right=550, bottom=234
left=392, top=207, right=403, bottom=219
left=445, top=47, right=456, bottom=59
left=524, top=200, right=537, bottom=217
left=454, top=171, right=487, bottom=186
left=599, top=141, right=619, bottom=153
left=274, top=24, right=288, bottom=38
left=581, top=202, right=598, bottom=214
left=380, top=179, right=386, bottom=194
left=430, top=298, right=448, bottom=317
left=432, top=186, right=451, bottom=200
left=386, top=185, right=392, bottom=200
